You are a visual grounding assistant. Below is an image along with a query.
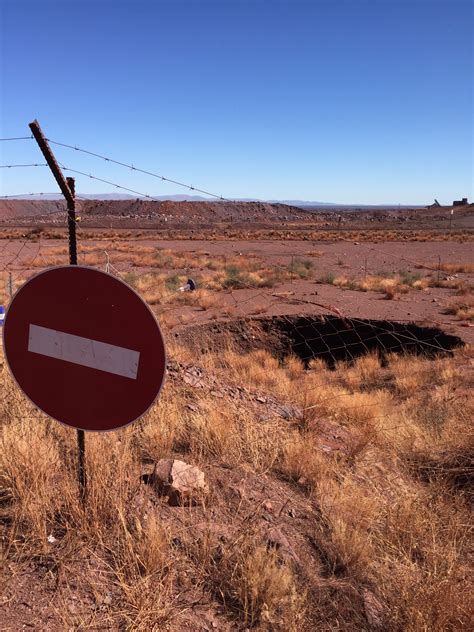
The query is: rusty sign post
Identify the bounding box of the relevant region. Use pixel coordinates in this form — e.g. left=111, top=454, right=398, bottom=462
left=28, top=119, right=86, bottom=502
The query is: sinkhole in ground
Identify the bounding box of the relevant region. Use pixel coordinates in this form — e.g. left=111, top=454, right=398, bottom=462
left=175, top=315, right=464, bottom=367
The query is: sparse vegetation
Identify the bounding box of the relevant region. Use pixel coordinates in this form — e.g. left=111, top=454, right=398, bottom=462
left=318, top=268, right=473, bottom=300
left=418, top=262, right=474, bottom=274
left=1, top=341, right=472, bottom=629
left=2, top=225, right=474, bottom=243
left=442, top=296, right=474, bottom=321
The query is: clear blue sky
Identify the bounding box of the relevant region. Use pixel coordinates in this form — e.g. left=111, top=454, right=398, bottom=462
left=1, top=0, right=472, bottom=204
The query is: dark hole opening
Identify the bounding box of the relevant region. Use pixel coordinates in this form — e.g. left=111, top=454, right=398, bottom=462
left=175, top=315, right=464, bottom=368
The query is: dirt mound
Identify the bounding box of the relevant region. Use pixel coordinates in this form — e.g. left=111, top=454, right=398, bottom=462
left=82, top=199, right=312, bottom=223
left=0, top=198, right=312, bottom=224
left=0, top=199, right=66, bottom=219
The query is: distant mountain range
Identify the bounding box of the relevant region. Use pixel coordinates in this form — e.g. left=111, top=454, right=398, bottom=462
left=2, top=193, right=424, bottom=208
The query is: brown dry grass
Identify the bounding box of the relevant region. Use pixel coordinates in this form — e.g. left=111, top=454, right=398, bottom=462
left=442, top=296, right=474, bottom=322
left=420, top=262, right=474, bottom=274
left=17, top=245, right=313, bottom=301
left=320, top=269, right=473, bottom=300
left=1, top=336, right=473, bottom=629
left=0, top=272, right=8, bottom=304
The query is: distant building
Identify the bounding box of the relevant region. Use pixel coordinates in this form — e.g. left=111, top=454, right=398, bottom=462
left=453, top=197, right=468, bottom=206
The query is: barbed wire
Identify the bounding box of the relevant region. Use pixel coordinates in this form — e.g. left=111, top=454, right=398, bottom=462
left=59, top=165, right=169, bottom=201
left=0, top=164, right=47, bottom=169
left=47, top=137, right=232, bottom=201
left=0, top=136, right=33, bottom=141
left=9, top=241, right=43, bottom=284
left=0, top=192, right=63, bottom=199
left=0, top=239, right=31, bottom=274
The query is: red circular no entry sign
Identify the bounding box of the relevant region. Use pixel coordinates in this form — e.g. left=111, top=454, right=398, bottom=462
left=3, top=266, right=166, bottom=432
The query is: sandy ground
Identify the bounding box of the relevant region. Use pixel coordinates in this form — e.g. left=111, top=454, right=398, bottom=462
left=1, top=237, right=472, bottom=346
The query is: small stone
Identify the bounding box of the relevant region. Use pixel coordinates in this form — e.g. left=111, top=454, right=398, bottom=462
left=256, top=396, right=266, bottom=404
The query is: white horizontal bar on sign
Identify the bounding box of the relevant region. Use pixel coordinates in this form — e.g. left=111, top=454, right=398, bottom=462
left=28, top=324, right=140, bottom=379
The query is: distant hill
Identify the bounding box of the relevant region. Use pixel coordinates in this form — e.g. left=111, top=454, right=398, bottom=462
left=2, top=193, right=424, bottom=208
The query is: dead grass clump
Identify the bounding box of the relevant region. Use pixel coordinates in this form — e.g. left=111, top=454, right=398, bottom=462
left=0, top=273, right=8, bottom=304
left=330, top=271, right=428, bottom=298
left=281, top=434, right=335, bottom=492
left=428, top=276, right=473, bottom=291
left=284, top=355, right=305, bottom=380
left=185, top=403, right=241, bottom=463
left=387, top=353, right=439, bottom=397
left=217, top=349, right=286, bottom=393
left=342, top=352, right=383, bottom=390
left=102, top=512, right=175, bottom=630
left=123, top=271, right=220, bottom=310
left=442, top=296, right=474, bottom=321
left=312, top=478, right=380, bottom=580
left=173, top=288, right=219, bottom=311
left=374, top=491, right=472, bottom=631
left=186, top=400, right=283, bottom=471
left=209, top=538, right=304, bottom=629
left=422, top=262, right=474, bottom=274
left=0, top=419, right=65, bottom=552
left=222, top=264, right=281, bottom=289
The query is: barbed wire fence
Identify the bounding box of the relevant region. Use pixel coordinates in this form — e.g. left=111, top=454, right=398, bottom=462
left=0, top=132, right=472, bottom=463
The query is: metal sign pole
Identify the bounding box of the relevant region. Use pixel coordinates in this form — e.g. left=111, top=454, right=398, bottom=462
left=29, top=119, right=86, bottom=502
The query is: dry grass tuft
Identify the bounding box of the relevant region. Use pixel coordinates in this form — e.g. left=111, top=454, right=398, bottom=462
left=420, top=261, right=474, bottom=274
left=222, top=542, right=304, bottom=629
left=442, top=296, right=474, bottom=321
